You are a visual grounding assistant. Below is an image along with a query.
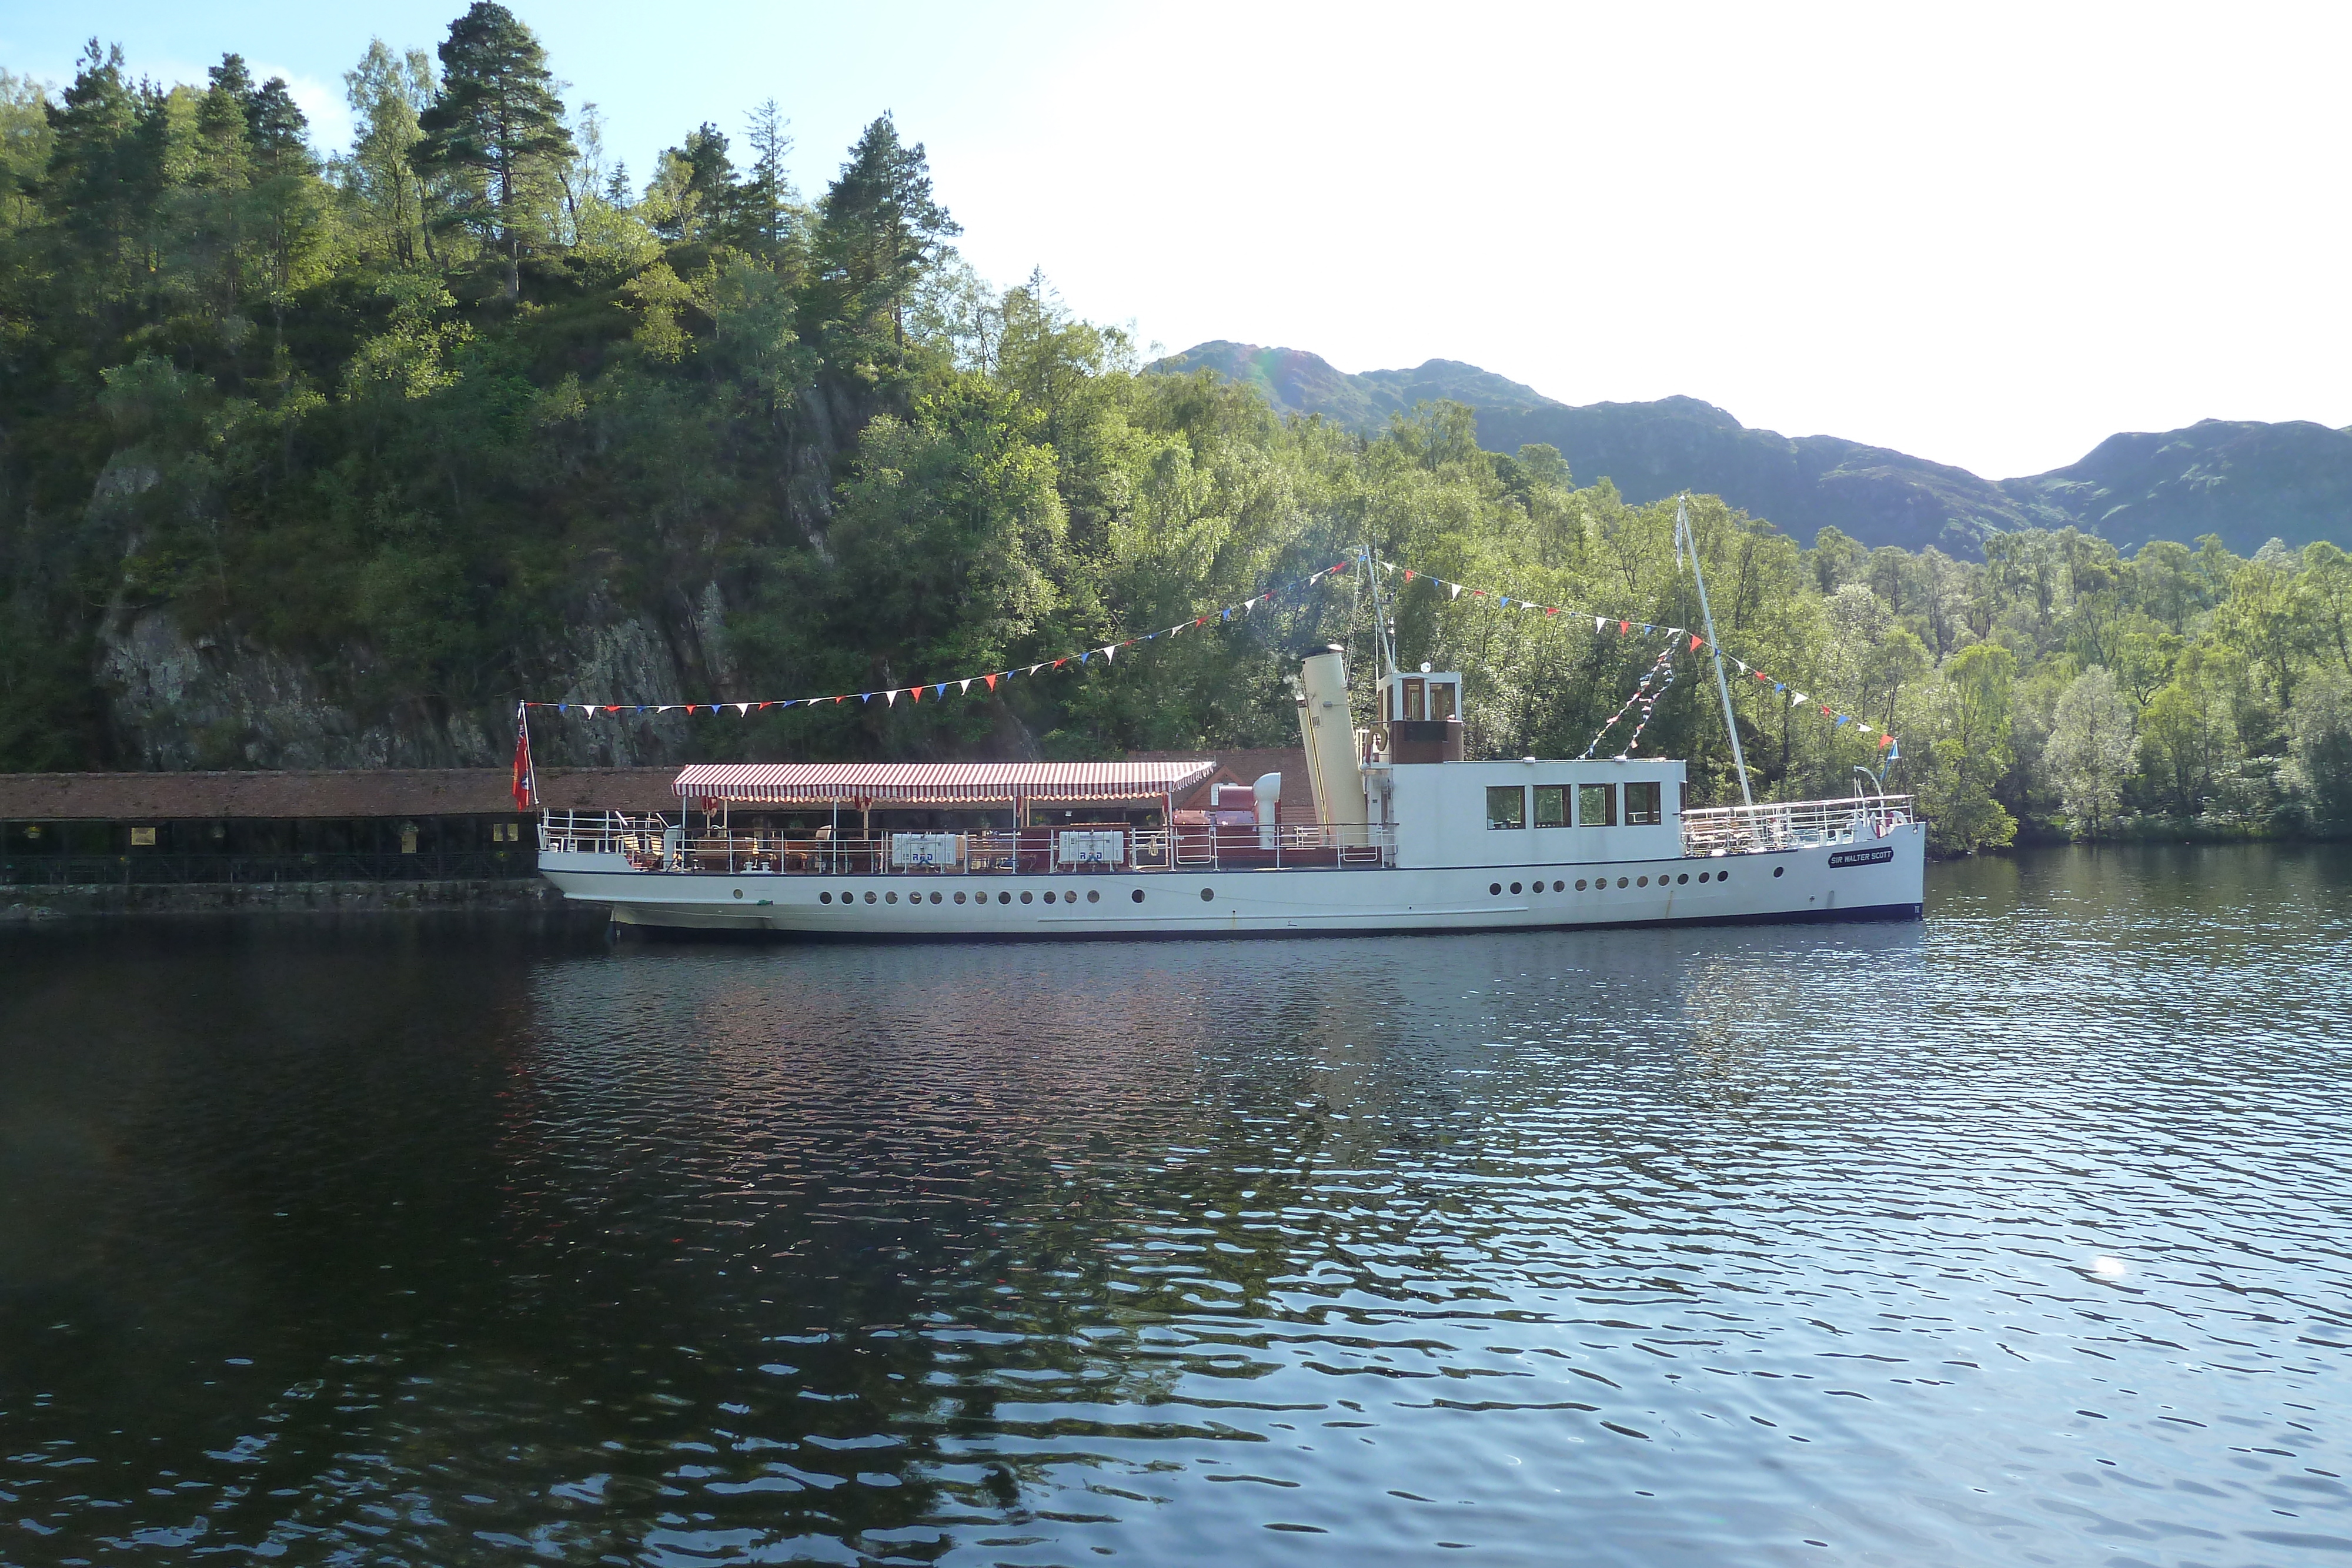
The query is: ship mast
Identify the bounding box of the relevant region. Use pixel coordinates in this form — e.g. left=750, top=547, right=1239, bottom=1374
left=1362, top=543, right=1398, bottom=678
left=1676, top=494, right=1754, bottom=811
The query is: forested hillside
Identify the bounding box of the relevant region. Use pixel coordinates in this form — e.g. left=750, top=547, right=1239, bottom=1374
left=1155, top=342, right=2352, bottom=558
left=3, top=8, right=2349, bottom=851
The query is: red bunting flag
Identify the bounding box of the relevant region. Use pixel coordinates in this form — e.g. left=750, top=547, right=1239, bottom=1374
left=909, top=686, right=921, bottom=703
left=1618, top=620, right=1629, bottom=635
left=985, top=673, right=998, bottom=691
left=1690, top=634, right=1702, bottom=652
left=1404, top=570, right=1415, bottom=581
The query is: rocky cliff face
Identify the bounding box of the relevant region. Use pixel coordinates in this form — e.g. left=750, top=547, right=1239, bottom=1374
left=1150, top=343, right=2352, bottom=556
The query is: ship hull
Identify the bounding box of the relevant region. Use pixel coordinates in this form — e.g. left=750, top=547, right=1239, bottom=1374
left=539, top=823, right=1926, bottom=938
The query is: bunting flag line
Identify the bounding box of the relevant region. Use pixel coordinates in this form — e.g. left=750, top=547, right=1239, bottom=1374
left=525, top=546, right=1898, bottom=765
left=525, top=556, right=1368, bottom=720
left=1374, top=556, right=1897, bottom=757
left=1582, top=643, right=1678, bottom=758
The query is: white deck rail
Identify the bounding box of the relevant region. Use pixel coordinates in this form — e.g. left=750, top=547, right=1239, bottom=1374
left=1678, top=795, right=1915, bottom=856
left=538, top=811, right=1396, bottom=874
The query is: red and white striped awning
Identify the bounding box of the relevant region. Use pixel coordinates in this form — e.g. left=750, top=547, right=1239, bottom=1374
left=672, top=760, right=1216, bottom=806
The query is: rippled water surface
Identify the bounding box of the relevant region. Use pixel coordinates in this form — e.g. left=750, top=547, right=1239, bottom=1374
left=3, top=845, right=2349, bottom=1567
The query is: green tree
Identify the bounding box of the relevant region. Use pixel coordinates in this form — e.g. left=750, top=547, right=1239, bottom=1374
left=413, top=1, right=576, bottom=300
left=342, top=39, right=437, bottom=266
left=1917, top=643, right=2016, bottom=853
left=814, top=112, right=958, bottom=346
left=2286, top=668, right=2352, bottom=829
left=2135, top=654, right=2238, bottom=820
left=2300, top=541, right=2352, bottom=678
left=2045, top=666, right=2134, bottom=837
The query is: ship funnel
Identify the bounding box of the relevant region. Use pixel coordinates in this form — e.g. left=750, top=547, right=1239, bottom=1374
left=1296, top=646, right=1368, bottom=828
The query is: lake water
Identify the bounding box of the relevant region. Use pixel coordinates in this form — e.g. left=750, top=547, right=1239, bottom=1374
left=2, top=845, right=2348, bottom=1567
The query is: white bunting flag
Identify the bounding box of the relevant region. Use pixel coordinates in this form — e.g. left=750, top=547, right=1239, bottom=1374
left=884, top=690, right=898, bottom=706
left=959, top=679, right=971, bottom=694
left=1450, top=584, right=1464, bottom=600
left=1102, top=644, right=1117, bottom=662
left=1791, top=690, right=1807, bottom=707
left=1595, top=616, right=1606, bottom=632
left=735, top=703, right=750, bottom=716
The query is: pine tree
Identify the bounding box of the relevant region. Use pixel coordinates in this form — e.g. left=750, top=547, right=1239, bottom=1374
left=740, top=99, right=797, bottom=253
left=412, top=1, right=574, bottom=300
left=816, top=112, right=958, bottom=345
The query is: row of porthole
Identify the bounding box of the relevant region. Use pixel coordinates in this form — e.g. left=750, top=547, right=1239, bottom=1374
left=818, top=887, right=1157, bottom=906
left=1489, top=865, right=1778, bottom=896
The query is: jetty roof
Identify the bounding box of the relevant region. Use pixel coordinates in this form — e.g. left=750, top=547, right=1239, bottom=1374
left=673, top=760, right=1218, bottom=807
left=0, top=768, right=676, bottom=820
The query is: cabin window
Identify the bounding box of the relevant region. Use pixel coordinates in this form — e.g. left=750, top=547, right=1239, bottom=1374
left=1402, top=677, right=1426, bottom=721
left=1532, top=785, right=1568, bottom=828
left=1431, top=682, right=1458, bottom=721
left=1578, top=783, right=1616, bottom=827
left=1485, top=786, right=1526, bottom=830
left=1625, top=781, right=1663, bottom=825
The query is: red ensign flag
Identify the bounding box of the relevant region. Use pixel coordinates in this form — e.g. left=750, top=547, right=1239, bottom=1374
left=511, top=710, right=536, bottom=810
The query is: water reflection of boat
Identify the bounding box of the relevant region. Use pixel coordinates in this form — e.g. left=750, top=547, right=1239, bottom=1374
left=538, top=519, right=1925, bottom=937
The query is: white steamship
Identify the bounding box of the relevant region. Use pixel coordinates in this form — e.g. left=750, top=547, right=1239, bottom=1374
left=535, top=529, right=1926, bottom=937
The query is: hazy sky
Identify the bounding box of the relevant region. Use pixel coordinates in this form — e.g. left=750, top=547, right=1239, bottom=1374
left=9, top=2, right=2346, bottom=479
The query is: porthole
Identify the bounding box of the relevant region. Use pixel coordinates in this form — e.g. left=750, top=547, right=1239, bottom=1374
left=1696, top=872, right=1709, bottom=883
left=954, top=891, right=966, bottom=904
left=1043, top=891, right=1057, bottom=904
left=886, top=891, right=898, bottom=904
left=1718, top=871, right=1729, bottom=883
left=1773, top=865, right=1785, bottom=878
left=1676, top=873, right=1688, bottom=884
left=1201, top=887, right=1215, bottom=902
left=930, top=891, right=942, bottom=904
left=820, top=891, right=831, bottom=904
left=1510, top=881, right=1522, bottom=894
left=1637, top=875, right=1648, bottom=888
left=1616, top=877, right=1629, bottom=888
left=1575, top=878, right=1588, bottom=891
left=864, top=891, right=877, bottom=904
left=1087, top=890, right=1101, bottom=904
left=1065, top=890, right=1077, bottom=903
left=731, top=888, right=743, bottom=900
left=1553, top=880, right=1564, bottom=892
left=1131, top=889, right=1144, bottom=903
left=998, top=891, right=1011, bottom=904
left=1490, top=882, right=1502, bottom=896
left=1021, top=890, right=1034, bottom=904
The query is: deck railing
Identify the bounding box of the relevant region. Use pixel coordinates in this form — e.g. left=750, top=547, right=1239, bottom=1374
left=1678, top=795, right=1915, bottom=856
left=537, top=812, right=1395, bottom=874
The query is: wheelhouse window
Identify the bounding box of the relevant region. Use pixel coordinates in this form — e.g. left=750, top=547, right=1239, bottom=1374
left=1485, top=786, right=1526, bottom=830
left=1431, top=681, right=1458, bottom=721
left=1402, top=677, right=1426, bottom=721
left=1625, top=781, right=1663, bottom=825
left=1532, top=784, right=1568, bottom=828
left=1577, top=783, right=1616, bottom=827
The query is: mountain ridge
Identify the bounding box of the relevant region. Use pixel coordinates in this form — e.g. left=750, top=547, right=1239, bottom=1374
left=1148, top=341, right=2352, bottom=556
